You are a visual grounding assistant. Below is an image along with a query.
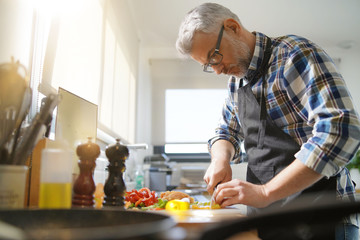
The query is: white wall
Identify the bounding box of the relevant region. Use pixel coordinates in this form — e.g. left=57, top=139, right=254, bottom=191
left=326, top=46, right=360, bottom=114
left=108, top=0, right=139, bottom=76
left=0, top=0, right=33, bottom=68
left=135, top=47, right=154, bottom=161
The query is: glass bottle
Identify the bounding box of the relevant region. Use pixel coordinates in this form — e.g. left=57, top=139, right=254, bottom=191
left=135, top=165, right=144, bottom=190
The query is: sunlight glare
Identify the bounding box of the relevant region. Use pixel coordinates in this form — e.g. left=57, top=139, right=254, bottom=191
left=33, top=0, right=86, bottom=18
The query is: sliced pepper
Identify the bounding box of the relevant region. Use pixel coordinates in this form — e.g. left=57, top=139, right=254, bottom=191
left=165, top=200, right=190, bottom=211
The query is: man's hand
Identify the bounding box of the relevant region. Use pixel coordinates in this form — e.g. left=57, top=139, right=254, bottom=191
left=204, top=140, right=235, bottom=195
left=213, top=179, right=271, bottom=208
left=204, top=160, right=232, bottom=195
left=212, top=159, right=324, bottom=208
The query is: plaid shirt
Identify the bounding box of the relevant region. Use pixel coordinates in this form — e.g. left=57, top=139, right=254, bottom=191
left=209, top=32, right=360, bottom=225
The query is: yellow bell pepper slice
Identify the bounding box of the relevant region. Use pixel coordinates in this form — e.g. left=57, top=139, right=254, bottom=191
left=165, top=200, right=190, bottom=211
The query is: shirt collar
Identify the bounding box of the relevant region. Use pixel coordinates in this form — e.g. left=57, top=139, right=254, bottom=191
left=245, top=32, right=269, bottom=81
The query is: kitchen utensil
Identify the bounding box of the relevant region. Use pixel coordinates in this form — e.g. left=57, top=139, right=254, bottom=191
left=199, top=194, right=360, bottom=240
left=210, top=188, right=216, bottom=209
left=0, top=58, right=28, bottom=148
left=103, top=139, right=127, bottom=207
left=210, top=184, right=219, bottom=209
left=210, top=197, right=215, bottom=209
left=13, top=87, right=31, bottom=131
left=12, top=93, right=60, bottom=165
left=0, top=165, right=28, bottom=209
left=0, top=106, right=17, bottom=151
left=73, top=138, right=100, bottom=207
left=7, top=87, right=32, bottom=163
left=0, top=209, right=176, bottom=240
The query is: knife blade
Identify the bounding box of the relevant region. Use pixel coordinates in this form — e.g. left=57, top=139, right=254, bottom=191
left=210, top=186, right=217, bottom=209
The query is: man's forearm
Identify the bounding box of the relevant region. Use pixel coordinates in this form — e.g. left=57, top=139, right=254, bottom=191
left=210, top=139, right=235, bottom=163
left=263, top=159, right=324, bottom=204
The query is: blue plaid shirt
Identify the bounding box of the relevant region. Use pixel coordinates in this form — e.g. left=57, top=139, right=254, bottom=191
left=209, top=32, right=360, bottom=225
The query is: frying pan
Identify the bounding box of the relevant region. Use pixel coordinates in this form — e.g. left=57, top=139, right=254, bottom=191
left=0, top=208, right=176, bottom=240
left=199, top=195, right=360, bottom=240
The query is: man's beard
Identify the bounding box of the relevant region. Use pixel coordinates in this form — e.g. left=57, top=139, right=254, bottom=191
left=227, top=38, right=252, bottom=78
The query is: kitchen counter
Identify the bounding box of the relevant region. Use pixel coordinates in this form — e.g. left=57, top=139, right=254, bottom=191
left=151, top=191, right=257, bottom=240
left=156, top=207, right=258, bottom=240
left=157, top=188, right=256, bottom=239
left=177, top=211, right=257, bottom=240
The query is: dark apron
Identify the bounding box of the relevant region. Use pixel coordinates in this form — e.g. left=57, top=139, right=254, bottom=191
left=238, top=36, right=336, bottom=239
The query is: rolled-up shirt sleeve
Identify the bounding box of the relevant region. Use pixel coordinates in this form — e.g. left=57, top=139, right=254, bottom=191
left=284, top=48, right=360, bottom=178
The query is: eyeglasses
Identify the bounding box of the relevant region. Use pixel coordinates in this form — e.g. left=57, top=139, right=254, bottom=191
left=203, top=25, right=224, bottom=73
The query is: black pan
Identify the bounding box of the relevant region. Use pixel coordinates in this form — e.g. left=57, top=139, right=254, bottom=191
left=0, top=208, right=176, bottom=240
left=199, top=195, right=360, bottom=240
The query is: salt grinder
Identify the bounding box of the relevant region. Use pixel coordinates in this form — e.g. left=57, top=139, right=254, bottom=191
left=103, top=139, right=129, bottom=207
left=72, top=138, right=100, bottom=207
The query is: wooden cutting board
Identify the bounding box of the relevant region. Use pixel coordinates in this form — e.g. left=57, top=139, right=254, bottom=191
left=164, top=208, right=245, bottom=224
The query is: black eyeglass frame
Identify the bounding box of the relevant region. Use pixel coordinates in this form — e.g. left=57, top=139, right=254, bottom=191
left=203, top=25, right=224, bottom=73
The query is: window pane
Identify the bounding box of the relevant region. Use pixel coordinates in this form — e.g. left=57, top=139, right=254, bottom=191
left=97, top=13, right=137, bottom=143
left=165, top=89, right=227, bottom=143
left=100, top=21, right=116, bottom=129
left=30, top=0, right=138, bottom=144
left=51, top=0, right=102, bottom=104
left=112, top=44, right=130, bottom=137
left=127, top=72, right=136, bottom=143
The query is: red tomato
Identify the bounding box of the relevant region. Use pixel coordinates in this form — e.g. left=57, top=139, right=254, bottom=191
left=125, top=187, right=158, bottom=207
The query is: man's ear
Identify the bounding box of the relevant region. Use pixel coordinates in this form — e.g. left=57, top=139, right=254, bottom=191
left=223, top=18, right=242, bottom=35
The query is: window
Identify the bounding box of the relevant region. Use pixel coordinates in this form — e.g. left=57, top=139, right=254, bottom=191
left=29, top=0, right=137, bottom=144
left=165, top=89, right=227, bottom=153
left=50, top=1, right=102, bottom=104
left=99, top=20, right=136, bottom=143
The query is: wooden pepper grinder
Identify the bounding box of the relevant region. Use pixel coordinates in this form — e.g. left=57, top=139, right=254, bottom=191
left=72, top=137, right=100, bottom=207
left=103, top=139, right=129, bottom=207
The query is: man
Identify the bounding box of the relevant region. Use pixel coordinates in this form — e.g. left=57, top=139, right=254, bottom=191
left=176, top=3, right=360, bottom=240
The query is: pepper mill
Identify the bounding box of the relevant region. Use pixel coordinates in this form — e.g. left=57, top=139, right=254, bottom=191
left=72, top=137, right=100, bottom=207
left=103, top=139, right=129, bottom=207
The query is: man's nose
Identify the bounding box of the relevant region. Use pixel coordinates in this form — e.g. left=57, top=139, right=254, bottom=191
left=212, top=64, right=222, bottom=75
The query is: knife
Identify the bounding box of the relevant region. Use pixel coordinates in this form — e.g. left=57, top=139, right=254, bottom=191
left=210, top=185, right=217, bottom=209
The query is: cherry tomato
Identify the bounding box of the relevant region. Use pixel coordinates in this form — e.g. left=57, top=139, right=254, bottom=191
left=125, top=187, right=158, bottom=207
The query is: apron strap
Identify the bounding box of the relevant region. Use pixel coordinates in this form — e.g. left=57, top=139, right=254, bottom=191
left=239, top=77, right=244, bottom=88
left=257, top=37, right=273, bottom=149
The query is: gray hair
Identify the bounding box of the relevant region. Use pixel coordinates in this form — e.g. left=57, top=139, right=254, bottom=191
left=176, top=3, right=241, bottom=57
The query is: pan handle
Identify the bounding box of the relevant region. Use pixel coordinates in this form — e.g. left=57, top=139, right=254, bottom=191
left=198, top=196, right=360, bottom=240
